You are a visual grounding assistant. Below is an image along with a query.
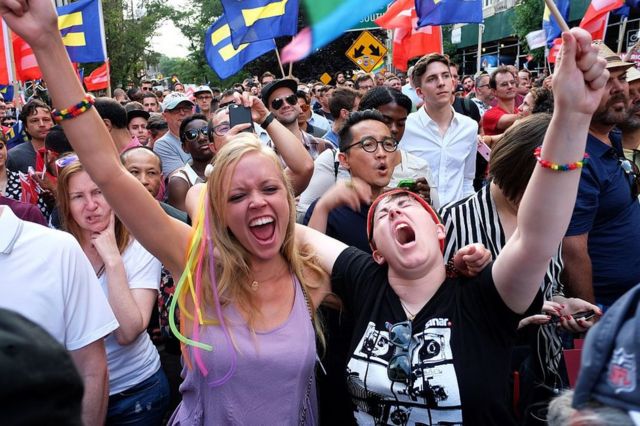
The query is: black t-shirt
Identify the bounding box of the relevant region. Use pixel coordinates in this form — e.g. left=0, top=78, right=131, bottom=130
left=6, top=141, right=36, bottom=173
left=332, top=247, right=541, bottom=425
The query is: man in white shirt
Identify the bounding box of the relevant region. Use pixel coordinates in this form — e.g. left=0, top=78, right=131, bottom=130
left=0, top=206, right=118, bottom=425
left=400, top=53, right=478, bottom=206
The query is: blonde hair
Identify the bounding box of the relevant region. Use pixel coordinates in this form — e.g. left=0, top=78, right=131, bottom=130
left=57, top=158, right=130, bottom=253
left=178, top=133, right=325, bottom=349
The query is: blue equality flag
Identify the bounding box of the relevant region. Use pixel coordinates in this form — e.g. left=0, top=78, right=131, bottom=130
left=205, top=15, right=276, bottom=80
left=222, top=0, right=299, bottom=49
left=415, top=0, right=483, bottom=26
left=56, top=0, right=107, bottom=63
left=543, top=0, right=570, bottom=47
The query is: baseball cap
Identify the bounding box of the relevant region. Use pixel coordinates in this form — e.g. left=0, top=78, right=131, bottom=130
left=595, top=41, right=634, bottom=71
left=0, top=308, right=84, bottom=425
left=366, top=189, right=443, bottom=253
left=261, top=79, right=298, bottom=105
left=161, top=92, right=194, bottom=111
left=194, top=85, right=213, bottom=96
left=573, top=283, right=640, bottom=420
left=124, top=102, right=150, bottom=124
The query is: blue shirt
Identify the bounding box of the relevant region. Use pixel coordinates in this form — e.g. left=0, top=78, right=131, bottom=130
left=566, top=133, right=640, bottom=306
left=303, top=200, right=370, bottom=253
left=323, top=129, right=339, bottom=148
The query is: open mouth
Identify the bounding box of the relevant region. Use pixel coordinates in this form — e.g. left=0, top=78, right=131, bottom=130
left=249, top=216, right=276, bottom=241
left=377, top=163, right=388, bottom=175
left=394, top=223, right=416, bottom=246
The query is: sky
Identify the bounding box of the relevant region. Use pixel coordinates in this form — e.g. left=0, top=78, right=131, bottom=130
left=150, top=18, right=190, bottom=59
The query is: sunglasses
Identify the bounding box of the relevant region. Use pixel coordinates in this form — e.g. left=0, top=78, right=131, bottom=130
left=385, top=321, right=412, bottom=382
left=183, top=126, right=209, bottom=142
left=299, top=103, right=310, bottom=112
left=210, top=122, right=230, bottom=137
left=343, top=136, right=398, bottom=153
left=619, top=157, right=640, bottom=199
left=270, top=94, right=297, bottom=110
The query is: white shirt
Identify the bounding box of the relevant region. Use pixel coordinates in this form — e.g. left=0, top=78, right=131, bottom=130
left=99, top=239, right=162, bottom=394
left=400, top=106, right=478, bottom=206
left=0, top=207, right=118, bottom=351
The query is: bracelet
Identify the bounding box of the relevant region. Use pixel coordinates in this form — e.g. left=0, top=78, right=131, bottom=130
left=534, top=146, right=589, bottom=171
left=260, top=112, right=275, bottom=130
left=52, top=94, right=95, bottom=123
left=446, top=258, right=459, bottom=278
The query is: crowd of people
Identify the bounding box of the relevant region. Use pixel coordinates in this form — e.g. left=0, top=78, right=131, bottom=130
left=2, top=0, right=640, bottom=425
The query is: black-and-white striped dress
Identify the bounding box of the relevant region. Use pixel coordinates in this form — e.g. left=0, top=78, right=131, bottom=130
left=440, top=185, right=564, bottom=384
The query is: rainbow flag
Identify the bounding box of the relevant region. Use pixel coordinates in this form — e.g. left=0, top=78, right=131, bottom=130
left=281, top=0, right=390, bottom=63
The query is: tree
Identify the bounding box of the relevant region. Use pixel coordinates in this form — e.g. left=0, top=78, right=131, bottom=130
left=99, top=0, right=175, bottom=87
left=513, top=0, right=546, bottom=65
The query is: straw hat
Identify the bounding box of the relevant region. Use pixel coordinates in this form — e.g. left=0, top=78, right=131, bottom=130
left=594, top=40, right=634, bottom=70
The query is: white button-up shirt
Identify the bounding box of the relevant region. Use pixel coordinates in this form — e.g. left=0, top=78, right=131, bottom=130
left=400, top=106, right=478, bottom=206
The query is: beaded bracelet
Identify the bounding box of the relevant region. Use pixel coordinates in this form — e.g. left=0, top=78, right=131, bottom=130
left=52, top=94, right=95, bottom=123
left=534, top=146, right=589, bottom=171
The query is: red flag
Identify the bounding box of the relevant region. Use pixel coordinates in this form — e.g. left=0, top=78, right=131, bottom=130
left=375, top=0, right=415, bottom=29
left=0, top=22, right=11, bottom=85
left=579, top=0, right=624, bottom=40
left=12, top=34, right=41, bottom=81
left=84, top=62, right=110, bottom=91
left=393, top=17, right=442, bottom=71
left=548, top=37, right=562, bottom=64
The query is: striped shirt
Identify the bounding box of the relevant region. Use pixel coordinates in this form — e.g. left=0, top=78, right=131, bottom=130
left=440, top=184, right=565, bottom=382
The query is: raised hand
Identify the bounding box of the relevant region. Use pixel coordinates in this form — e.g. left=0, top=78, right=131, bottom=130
left=0, top=0, right=58, bottom=49
left=553, top=28, right=608, bottom=117
left=91, top=212, right=121, bottom=265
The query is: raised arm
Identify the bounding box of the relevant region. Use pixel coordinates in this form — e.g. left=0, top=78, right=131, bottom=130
left=240, top=94, right=314, bottom=195
left=2, top=0, right=191, bottom=273
left=492, top=29, right=608, bottom=313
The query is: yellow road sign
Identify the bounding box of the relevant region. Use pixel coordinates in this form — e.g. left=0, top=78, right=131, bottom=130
left=319, top=72, right=332, bottom=85
left=345, top=31, right=387, bottom=73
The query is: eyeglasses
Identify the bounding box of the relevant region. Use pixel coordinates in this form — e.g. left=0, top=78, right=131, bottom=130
left=343, top=136, right=398, bottom=153
left=183, top=126, right=209, bottom=142
left=385, top=321, right=412, bottom=382
left=55, top=154, right=79, bottom=174
left=270, top=94, right=297, bottom=110
left=619, top=157, right=640, bottom=198
left=169, top=106, right=193, bottom=114
left=299, top=103, right=310, bottom=112
left=210, top=122, right=230, bottom=137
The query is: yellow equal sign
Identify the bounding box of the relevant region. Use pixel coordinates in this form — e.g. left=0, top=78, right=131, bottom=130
left=210, top=24, right=248, bottom=61
left=58, top=11, right=86, bottom=47
left=242, top=0, right=288, bottom=26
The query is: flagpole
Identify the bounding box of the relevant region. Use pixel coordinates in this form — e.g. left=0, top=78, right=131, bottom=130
left=288, top=61, right=293, bottom=78
left=476, top=24, right=484, bottom=74
left=543, top=0, right=570, bottom=32
left=617, top=16, right=628, bottom=55
left=274, top=41, right=286, bottom=78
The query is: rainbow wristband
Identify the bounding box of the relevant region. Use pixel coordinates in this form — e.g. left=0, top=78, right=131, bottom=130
left=534, top=146, right=589, bottom=171
left=52, top=94, right=95, bottom=123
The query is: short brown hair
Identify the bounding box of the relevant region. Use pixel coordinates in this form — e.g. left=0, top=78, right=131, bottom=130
left=489, top=66, right=513, bottom=90
left=489, top=113, right=551, bottom=205
left=412, top=53, right=450, bottom=88
left=329, top=87, right=360, bottom=119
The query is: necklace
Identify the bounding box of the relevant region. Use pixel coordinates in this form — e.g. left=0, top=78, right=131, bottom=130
left=399, top=299, right=417, bottom=321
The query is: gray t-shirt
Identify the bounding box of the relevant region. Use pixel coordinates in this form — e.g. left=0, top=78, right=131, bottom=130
left=152, top=132, right=191, bottom=176
left=7, top=141, right=36, bottom=173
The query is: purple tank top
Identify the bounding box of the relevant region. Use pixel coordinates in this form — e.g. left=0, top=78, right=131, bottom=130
left=169, top=275, right=317, bottom=425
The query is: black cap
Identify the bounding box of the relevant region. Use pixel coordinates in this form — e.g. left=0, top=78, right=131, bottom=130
left=261, top=78, right=298, bottom=106
left=0, top=308, right=84, bottom=425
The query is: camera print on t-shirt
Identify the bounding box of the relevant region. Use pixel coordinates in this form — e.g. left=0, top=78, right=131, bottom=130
left=346, top=318, right=462, bottom=425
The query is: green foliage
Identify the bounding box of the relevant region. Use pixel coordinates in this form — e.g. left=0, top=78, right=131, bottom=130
left=100, top=0, right=175, bottom=88
left=513, top=0, right=546, bottom=63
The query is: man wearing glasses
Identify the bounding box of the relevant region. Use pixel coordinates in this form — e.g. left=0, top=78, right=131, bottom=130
left=470, top=73, right=493, bottom=117
left=304, top=110, right=397, bottom=250
left=262, top=79, right=332, bottom=160
left=193, top=85, right=214, bottom=120
left=153, top=92, right=194, bottom=176
left=481, top=66, right=522, bottom=136
left=563, top=43, right=640, bottom=311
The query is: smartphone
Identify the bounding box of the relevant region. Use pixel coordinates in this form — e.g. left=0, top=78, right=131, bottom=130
left=228, top=104, right=253, bottom=133
left=548, top=310, right=596, bottom=324
left=477, top=139, right=491, bottom=161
